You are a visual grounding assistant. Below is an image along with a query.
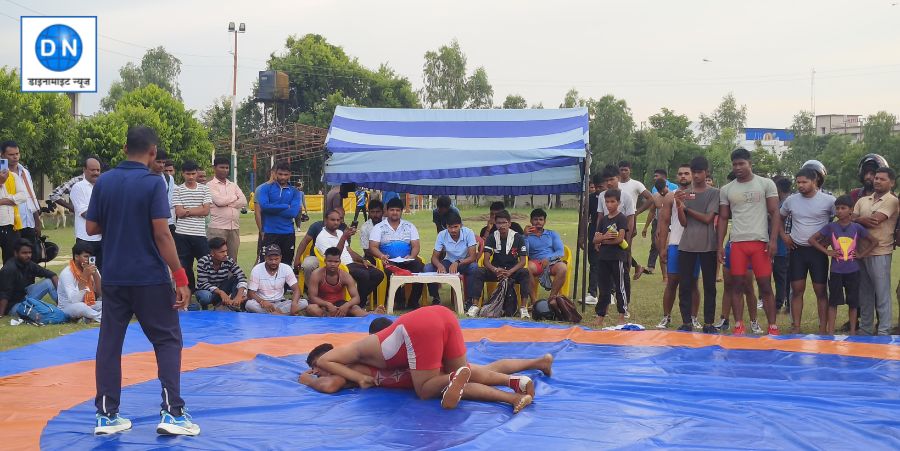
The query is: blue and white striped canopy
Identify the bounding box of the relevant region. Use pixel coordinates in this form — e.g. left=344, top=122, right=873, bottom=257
left=323, top=106, right=589, bottom=195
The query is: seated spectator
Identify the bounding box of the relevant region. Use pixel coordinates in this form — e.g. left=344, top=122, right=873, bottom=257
left=359, top=200, right=384, bottom=264
left=247, top=245, right=308, bottom=315
left=195, top=237, right=249, bottom=311
left=0, top=239, right=58, bottom=316
left=468, top=210, right=533, bottom=318
left=432, top=195, right=460, bottom=232
left=425, top=211, right=478, bottom=306
left=315, top=209, right=384, bottom=306
left=294, top=218, right=346, bottom=286
left=479, top=201, right=525, bottom=240
left=57, top=241, right=102, bottom=323
left=525, top=208, right=568, bottom=300
left=368, top=197, right=425, bottom=309
left=306, top=247, right=369, bottom=317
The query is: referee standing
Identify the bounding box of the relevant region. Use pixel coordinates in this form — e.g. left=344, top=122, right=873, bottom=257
left=87, top=126, right=200, bottom=436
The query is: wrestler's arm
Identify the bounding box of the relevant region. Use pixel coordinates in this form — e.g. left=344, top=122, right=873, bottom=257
left=299, top=370, right=351, bottom=394
left=316, top=343, right=376, bottom=387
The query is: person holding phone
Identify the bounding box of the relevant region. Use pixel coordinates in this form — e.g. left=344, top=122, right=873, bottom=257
left=314, top=209, right=383, bottom=308
left=57, top=241, right=102, bottom=323
left=0, top=141, right=41, bottom=247
left=70, top=157, right=103, bottom=270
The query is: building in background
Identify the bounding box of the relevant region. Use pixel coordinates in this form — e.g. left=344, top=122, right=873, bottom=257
left=740, top=128, right=794, bottom=157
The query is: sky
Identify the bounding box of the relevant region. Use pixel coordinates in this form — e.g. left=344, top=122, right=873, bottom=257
left=2, top=0, right=900, bottom=128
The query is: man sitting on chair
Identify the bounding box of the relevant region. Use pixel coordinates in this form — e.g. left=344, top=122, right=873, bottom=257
left=424, top=211, right=478, bottom=306
left=306, top=247, right=369, bottom=317
left=315, top=209, right=384, bottom=307
left=368, top=197, right=425, bottom=309
left=524, top=208, right=567, bottom=301
left=468, top=210, right=532, bottom=318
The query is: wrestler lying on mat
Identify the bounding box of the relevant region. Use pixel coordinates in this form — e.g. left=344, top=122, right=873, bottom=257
left=306, top=306, right=550, bottom=412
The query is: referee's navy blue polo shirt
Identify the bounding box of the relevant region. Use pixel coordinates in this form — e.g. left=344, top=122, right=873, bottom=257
left=86, top=160, right=172, bottom=286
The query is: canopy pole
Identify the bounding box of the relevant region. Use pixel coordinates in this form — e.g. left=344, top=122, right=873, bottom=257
left=572, top=146, right=591, bottom=313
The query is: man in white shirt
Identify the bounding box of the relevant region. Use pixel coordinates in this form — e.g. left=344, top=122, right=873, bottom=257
left=70, top=157, right=103, bottom=270
left=617, top=160, right=654, bottom=279
left=172, top=160, right=212, bottom=292
left=1, top=141, right=41, bottom=246
left=315, top=209, right=383, bottom=308
left=246, top=245, right=308, bottom=315
left=57, top=241, right=102, bottom=322
left=368, top=197, right=425, bottom=309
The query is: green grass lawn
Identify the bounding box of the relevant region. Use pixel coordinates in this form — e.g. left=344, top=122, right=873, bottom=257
left=2, top=206, right=897, bottom=351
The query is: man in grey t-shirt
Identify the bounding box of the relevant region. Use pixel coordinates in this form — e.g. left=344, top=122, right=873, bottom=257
left=675, top=157, right=720, bottom=332
left=779, top=167, right=835, bottom=334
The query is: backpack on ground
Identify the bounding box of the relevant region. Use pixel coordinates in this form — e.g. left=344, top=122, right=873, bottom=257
left=15, top=297, right=68, bottom=325
left=480, top=278, right=519, bottom=318
left=549, top=295, right=582, bottom=324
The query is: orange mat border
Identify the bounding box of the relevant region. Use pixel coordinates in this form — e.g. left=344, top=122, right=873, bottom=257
left=1, top=327, right=899, bottom=450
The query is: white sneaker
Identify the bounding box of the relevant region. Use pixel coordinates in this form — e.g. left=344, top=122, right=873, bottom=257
left=157, top=409, right=200, bottom=436
left=466, top=305, right=480, bottom=317
left=691, top=316, right=702, bottom=329
left=656, top=315, right=670, bottom=329
left=750, top=320, right=764, bottom=335
left=584, top=294, right=598, bottom=305
left=520, top=307, right=531, bottom=319
left=95, top=413, right=132, bottom=435
left=623, top=307, right=630, bottom=319
left=714, top=317, right=729, bottom=331
left=757, top=298, right=764, bottom=310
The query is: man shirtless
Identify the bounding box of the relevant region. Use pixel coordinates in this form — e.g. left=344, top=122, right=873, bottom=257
left=312, top=306, right=537, bottom=411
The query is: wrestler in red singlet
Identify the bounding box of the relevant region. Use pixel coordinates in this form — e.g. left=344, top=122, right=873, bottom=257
left=318, top=274, right=345, bottom=304
left=374, top=305, right=467, bottom=370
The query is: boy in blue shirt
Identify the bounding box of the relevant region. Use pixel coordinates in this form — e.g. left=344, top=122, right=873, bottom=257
left=424, top=211, right=478, bottom=306
left=525, top=208, right=567, bottom=300
left=808, top=195, right=874, bottom=335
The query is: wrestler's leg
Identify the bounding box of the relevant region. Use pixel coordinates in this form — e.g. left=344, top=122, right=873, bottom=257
left=461, top=383, right=533, bottom=414
left=481, top=354, right=553, bottom=376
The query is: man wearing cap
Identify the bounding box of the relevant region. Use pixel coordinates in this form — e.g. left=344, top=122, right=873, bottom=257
left=247, top=244, right=308, bottom=315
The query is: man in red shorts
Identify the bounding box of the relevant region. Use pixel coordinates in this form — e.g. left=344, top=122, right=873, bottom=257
left=299, top=342, right=549, bottom=413
left=717, top=148, right=782, bottom=335
left=313, top=305, right=526, bottom=410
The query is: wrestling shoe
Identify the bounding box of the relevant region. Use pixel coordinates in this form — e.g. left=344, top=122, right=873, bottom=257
left=733, top=321, right=746, bottom=335
left=95, top=413, right=132, bottom=435
left=713, top=317, right=729, bottom=331
left=656, top=315, right=671, bottom=329
left=691, top=316, right=702, bottom=330
left=677, top=324, right=692, bottom=332
left=466, top=305, right=480, bottom=317
left=584, top=294, right=598, bottom=305
left=441, top=366, right=471, bottom=409
left=750, top=320, right=764, bottom=335
left=702, top=324, right=718, bottom=334
left=157, top=409, right=200, bottom=436
left=508, top=375, right=535, bottom=397
left=520, top=307, right=531, bottom=319
left=767, top=324, right=780, bottom=336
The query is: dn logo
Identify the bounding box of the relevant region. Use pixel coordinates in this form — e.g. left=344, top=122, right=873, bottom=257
left=34, top=24, right=82, bottom=72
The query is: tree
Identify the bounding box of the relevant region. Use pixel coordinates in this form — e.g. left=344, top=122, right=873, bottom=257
left=76, top=85, right=213, bottom=169
left=587, top=95, right=635, bottom=169
left=699, top=93, right=747, bottom=142
left=502, top=94, right=528, bottom=109
left=101, top=47, right=182, bottom=111
left=705, top=128, right=739, bottom=185
left=819, top=134, right=864, bottom=193
left=863, top=111, right=900, bottom=163
left=0, top=67, right=75, bottom=184
left=466, top=67, right=493, bottom=109
left=750, top=142, right=781, bottom=178
left=649, top=108, right=695, bottom=143
left=782, top=110, right=822, bottom=172
left=267, top=34, right=419, bottom=128
left=421, top=39, right=494, bottom=109
left=559, top=88, right=585, bottom=108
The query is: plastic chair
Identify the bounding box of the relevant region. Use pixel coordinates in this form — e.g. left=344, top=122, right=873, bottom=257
left=376, top=256, right=427, bottom=308
left=296, top=240, right=313, bottom=295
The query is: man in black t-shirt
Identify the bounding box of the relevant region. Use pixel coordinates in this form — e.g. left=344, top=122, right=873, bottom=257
left=468, top=210, right=532, bottom=318
left=592, top=189, right=629, bottom=327
left=479, top=201, right=525, bottom=239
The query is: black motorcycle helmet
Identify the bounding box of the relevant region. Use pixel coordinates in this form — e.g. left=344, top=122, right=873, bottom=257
left=858, top=153, right=888, bottom=183
left=532, top=299, right=555, bottom=321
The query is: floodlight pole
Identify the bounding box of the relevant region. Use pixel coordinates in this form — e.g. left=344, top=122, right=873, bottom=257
left=228, top=22, right=245, bottom=182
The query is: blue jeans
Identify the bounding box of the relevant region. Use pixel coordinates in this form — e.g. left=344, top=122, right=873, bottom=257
left=424, top=260, right=477, bottom=300
left=194, top=276, right=241, bottom=311
left=26, top=278, right=58, bottom=302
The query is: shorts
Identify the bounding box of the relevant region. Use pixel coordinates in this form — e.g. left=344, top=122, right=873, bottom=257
left=375, top=305, right=466, bottom=370
left=788, top=246, right=829, bottom=284
left=666, top=245, right=700, bottom=278
left=828, top=271, right=860, bottom=308
left=729, top=241, right=772, bottom=277
left=531, top=258, right=563, bottom=275
left=334, top=300, right=348, bottom=308
left=369, top=365, right=414, bottom=389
